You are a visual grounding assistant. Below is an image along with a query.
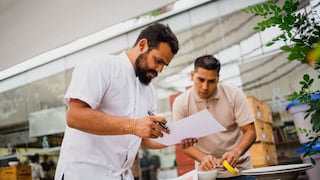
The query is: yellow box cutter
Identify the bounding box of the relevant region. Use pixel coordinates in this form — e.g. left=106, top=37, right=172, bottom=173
left=223, top=160, right=240, bottom=175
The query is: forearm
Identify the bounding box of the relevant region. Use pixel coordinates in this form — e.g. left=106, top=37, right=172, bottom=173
left=182, top=146, right=206, bottom=162
left=141, top=139, right=167, bottom=149
left=232, top=124, right=256, bottom=156
left=141, top=138, right=198, bottom=150
left=67, top=99, right=134, bottom=135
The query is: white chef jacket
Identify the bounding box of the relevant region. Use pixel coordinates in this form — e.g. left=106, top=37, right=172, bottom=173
left=55, top=52, right=157, bottom=180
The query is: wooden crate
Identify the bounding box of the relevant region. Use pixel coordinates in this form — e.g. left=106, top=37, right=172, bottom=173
left=0, top=166, right=32, bottom=180
left=247, top=96, right=263, bottom=121
left=254, top=120, right=267, bottom=142
left=267, top=143, right=278, bottom=166
left=249, top=143, right=273, bottom=167
left=264, top=123, right=275, bottom=143
left=261, top=102, right=273, bottom=124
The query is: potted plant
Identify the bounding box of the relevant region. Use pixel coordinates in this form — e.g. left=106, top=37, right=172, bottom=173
left=242, top=0, right=320, bottom=164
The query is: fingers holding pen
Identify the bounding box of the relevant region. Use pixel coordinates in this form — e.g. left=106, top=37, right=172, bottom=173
left=149, top=115, right=170, bottom=136
left=132, top=117, right=155, bottom=138
left=133, top=116, right=169, bottom=138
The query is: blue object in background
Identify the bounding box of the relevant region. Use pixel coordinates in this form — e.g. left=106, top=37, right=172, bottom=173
left=286, top=94, right=320, bottom=111
left=296, top=141, right=320, bottom=153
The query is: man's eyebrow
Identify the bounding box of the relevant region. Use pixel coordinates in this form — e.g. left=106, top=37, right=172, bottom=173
left=158, top=57, right=169, bottom=66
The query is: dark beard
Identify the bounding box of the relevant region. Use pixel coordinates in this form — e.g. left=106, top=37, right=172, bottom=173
left=135, top=53, right=157, bottom=85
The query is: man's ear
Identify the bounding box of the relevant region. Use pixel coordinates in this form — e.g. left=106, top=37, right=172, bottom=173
left=138, top=39, right=148, bottom=52
left=190, top=70, right=195, bottom=81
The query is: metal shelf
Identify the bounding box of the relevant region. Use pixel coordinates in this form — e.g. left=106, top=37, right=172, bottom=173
left=0, top=146, right=60, bottom=160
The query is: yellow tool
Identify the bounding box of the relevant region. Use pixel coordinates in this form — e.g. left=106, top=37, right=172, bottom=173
left=222, top=160, right=239, bottom=175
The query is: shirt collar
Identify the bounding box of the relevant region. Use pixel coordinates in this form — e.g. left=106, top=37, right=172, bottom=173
left=121, top=51, right=136, bottom=78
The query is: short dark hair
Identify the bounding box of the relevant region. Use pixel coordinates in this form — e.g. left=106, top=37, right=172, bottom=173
left=29, top=153, right=40, bottom=163
left=134, top=23, right=179, bottom=54
left=194, top=55, right=221, bottom=74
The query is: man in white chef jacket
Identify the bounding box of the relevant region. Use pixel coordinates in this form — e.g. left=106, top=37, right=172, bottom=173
left=55, top=23, right=196, bottom=180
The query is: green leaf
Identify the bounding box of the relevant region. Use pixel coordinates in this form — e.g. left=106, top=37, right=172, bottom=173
left=303, top=74, right=310, bottom=82
left=308, top=79, right=314, bottom=86
left=266, top=42, right=275, bottom=46
left=257, top=5, right=264, bottom=13
left=287, top=97, right=295, bottom=101
left=299, top=81, right=307, bottom=87
left=248, top=6, right=254, bottom=13
left=288, top=53, right=304, bottom=61
left=280, top=45, right=291, bottom=51
left=241, top=9, right=248, bottom=13
left=253, top=6, right=259, bottom=13
left=242, top=0, right=320, bottom=161
left=253, top=26, right=260, bottom=31
left=263, top=4, right=270, bottom=11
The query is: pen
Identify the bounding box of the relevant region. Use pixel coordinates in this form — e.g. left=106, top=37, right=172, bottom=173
left=147, top=111, right=169, bottom=130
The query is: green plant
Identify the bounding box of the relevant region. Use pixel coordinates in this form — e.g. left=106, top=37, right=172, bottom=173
left=242, top=0, right=320, bottom=164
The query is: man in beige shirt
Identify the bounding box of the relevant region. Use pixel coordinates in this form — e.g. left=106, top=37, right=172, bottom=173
left=172, top=55, right=256, bottom=179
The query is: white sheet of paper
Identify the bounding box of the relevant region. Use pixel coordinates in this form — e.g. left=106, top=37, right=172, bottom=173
left=154, top=109, right=226, bottom=146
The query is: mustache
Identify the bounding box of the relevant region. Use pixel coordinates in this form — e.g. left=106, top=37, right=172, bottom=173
left=149, top=69, right=158, bottom=77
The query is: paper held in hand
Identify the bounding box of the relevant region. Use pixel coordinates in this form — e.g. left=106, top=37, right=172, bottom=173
left=154, top=109, right=226, bottom=146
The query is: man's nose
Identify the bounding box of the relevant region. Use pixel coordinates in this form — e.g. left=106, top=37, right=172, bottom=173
left=202, top=82, right=208, bottom=89
left=155, top=64, right=164, bottom=73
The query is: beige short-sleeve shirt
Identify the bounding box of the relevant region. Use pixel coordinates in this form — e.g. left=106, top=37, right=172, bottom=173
left=172, top=83, right=255, bottom=178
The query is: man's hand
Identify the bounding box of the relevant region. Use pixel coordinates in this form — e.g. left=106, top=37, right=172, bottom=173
left=177, top=138, right=198, bottom=149
left=199, top=155, right=218, bottom=171
left=218, top=150, right=240, bottom=167
left=134, top=116, right=170, bottom=138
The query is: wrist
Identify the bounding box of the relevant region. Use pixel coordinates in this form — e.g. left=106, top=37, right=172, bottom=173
left=231, top=148, right=242, bottom=157
left=197, top=154, right=207, bottom=163
left=132, top=120, right=136, bottom=135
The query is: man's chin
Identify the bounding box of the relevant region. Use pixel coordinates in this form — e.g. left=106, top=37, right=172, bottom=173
left=199, top=94, right=209, bottom=99
left=138, top=77, right=152, bottom=85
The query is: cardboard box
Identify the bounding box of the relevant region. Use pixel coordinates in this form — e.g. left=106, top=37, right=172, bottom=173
left=0, top=165, right=32, bottom=180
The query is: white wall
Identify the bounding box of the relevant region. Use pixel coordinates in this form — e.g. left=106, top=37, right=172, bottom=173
left=0, top=0, right=175, bottom=72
